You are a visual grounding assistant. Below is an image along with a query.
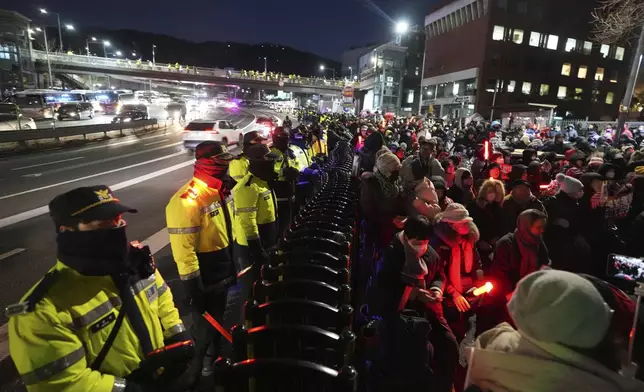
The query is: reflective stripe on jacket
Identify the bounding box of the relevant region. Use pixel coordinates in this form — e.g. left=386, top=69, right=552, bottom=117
left=9, top=261, right=183, bottom=391
left=166, top=178, right=234, bottom=283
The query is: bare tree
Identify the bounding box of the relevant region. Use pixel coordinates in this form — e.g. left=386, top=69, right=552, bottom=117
left=592, top=0, right=644, bottom=140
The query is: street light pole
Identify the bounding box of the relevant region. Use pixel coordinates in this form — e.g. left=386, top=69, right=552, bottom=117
left=349, top=66, right=353, bottom=80
left=56, top=13, right=63, bottom=51
left=152, top=44, right=156, bottom=64
left=264, top=57, right=267, bottom=74
left=42, top=29, right=53, bottom=87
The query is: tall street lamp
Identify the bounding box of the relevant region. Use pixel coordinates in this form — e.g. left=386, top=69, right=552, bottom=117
left=263, top=57, right=267, bottom=74
left=319, top=64, right=336, bottom=79
left=152, top=44, right=156, bottom=64
left=348, top=66, right=353, bottom=80
left=395, top=21, right=409, bottom=35
left=29, top=27, right=53, bottom=87
left=39, top=8, right=65, bottom=51
left=103, top=41, right=111, bottom=58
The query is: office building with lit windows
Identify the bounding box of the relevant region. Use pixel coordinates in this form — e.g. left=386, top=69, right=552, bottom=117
left=420, top=0, right=630, bottom=121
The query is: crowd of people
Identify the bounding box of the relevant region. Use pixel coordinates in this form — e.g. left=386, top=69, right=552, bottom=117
left=5, top=107, right=644, bottom=392
left=348, top=111, right=644, bottom=391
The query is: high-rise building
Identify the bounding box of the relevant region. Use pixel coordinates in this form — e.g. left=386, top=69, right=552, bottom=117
left=420, top=0, right=630, bottom=121
left=0, top=10, right=33, bottom=91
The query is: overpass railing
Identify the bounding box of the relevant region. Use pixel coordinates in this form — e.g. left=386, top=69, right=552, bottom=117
left=27, top=50, right=348, bottom=90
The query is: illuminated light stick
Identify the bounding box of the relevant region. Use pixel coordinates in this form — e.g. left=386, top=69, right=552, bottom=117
left=472, top=282, right=493, bottom=297
left=484, top=140, right=490, bottom=161
left=203, top=312, right=233, bottom=343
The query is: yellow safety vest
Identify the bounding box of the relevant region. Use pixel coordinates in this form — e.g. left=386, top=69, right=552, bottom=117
left=9, top=262, right=183, bottom=391
left=312, top=135, right=328, bottom=157
left=232, top=173, right=277, bottom=247
left=271, top=146, right=308, bottom=181
left=229, top=154, right=249, bottom=183
left=165, top=178, right=234, bottom=285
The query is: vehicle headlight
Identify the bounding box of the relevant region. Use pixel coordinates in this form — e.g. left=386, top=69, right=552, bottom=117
left=68, top=112, right=76, bottom=116
left=124, top=118, right=132, bottom=122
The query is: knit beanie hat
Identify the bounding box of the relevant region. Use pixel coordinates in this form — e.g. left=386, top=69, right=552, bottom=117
left=431, top=176, right=447, bottom=191
left=565, top=149, right=577, bottom=161
left=375, top=151, right=402, bottom=177
left=556, top=173, right=583, bottom=195
left=588, top=156, right=604, bottom=170
left=438, top=203, right=473, bottom=224
left=508, top=270, right=613, bottom=349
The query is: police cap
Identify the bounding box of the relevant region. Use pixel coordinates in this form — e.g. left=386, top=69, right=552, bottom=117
left=49, top=186, right=137, bottom=224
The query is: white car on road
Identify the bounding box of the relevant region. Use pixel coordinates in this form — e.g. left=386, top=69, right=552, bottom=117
left=182, top=119, right=243, bottom=150
left=0, top=103, right=37, bottom=131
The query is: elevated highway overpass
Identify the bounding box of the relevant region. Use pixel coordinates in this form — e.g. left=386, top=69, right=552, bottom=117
left=27, top=50, right=346, bottom=95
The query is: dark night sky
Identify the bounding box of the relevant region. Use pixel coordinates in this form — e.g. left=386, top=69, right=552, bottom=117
left=13, top=0, right=437, bottom=60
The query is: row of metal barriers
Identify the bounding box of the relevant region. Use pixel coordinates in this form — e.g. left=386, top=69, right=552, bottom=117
left=213, top=140, right=361, bottom=391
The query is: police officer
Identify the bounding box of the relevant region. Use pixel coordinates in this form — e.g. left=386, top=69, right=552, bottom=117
left=311, top=125, right=328, bottom=159
left=229, top=131, right=266, bottom=183
left=232, top=143, right=279, bottom=280
left=270, top=127, right=308, bottom=234
left=8, top=186, right=190, bottom=392
left=165, top=141, right=235, bottom=381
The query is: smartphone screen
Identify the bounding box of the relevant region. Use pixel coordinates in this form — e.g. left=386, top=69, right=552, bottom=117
left=606, top=253, right=644, bottom=283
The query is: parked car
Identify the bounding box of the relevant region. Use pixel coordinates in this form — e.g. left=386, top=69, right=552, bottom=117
left=181, top=119, right=243, bottom=150
left=57, top=103, right=94, bottom=121
left=0, top=103, right=37, bottom=131
left=112, top=104, right=149, bottom=123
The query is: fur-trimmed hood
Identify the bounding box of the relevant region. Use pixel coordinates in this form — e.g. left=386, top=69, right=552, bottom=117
left=432, top=219, right=480, bottom=246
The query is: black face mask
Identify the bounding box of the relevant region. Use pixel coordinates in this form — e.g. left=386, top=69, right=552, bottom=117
left=273, top=138, right=288, bottom=151
left=389, top=171, right=400, bottom=182
left=249, top=159, right=277, bottom=182
left=57, top=226, right=130, bottom=276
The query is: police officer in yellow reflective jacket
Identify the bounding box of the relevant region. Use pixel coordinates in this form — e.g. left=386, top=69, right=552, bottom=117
left=8, top=186, right=190, bottom=392
left=165, top=141, right=236, bottom=382
left=270, top=127, right=310, bottom=234
left=311, top=125, right=328, bottom=158
left=228, top=131, right=266, bottom=183
left=232, top=144, right=279, bottom=279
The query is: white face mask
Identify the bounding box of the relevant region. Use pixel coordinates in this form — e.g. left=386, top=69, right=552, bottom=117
left=605, top=171, right=615, bottom=179
left=407, top=239, right=428, bottom=255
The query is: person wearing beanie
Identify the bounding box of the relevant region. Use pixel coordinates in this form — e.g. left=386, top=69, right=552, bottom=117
left=500, top=180, right=547, bottom=235
left=587, top=156, right=605, bottom=172
left=565, top=151, right=586, bottom=179
left=448, top=167, right=475, bottom=205
left=468, top=179, right=506, bottom=269
left=466, top=269, right=644, bottom=392
left=432, top=176, right=454, bottom=211
left=543, top=173, right=591, bottom=273
left=432, top=203, right=482, bottom=316
left=356, top=131, right=385, bottom=175
left=360, top=150, right=406, bottom=249
left=371, top=215, right=459, bottom=392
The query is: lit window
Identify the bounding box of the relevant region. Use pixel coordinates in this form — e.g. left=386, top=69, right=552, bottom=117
left=546, top=35, right=559, bottom=50
left=407, top=90, right=414, bottom=104
left=583, top=41, right=592, bottom=55
left=565, top=38, right=576, bottom=52
left=492, top=26, right=505, bottom=41
left=557, top=86, right=567, bottom=99
left=561, top=63, right=572, bottom=76
left=539, top=84, right=549, bottom=96
left=522, top=82, right=532, bottom=95
left=610, top=70, right=618, bottom=83
left=574, top=88, right=583, bottom=100
left=595, top=67, right=605, bottom=81
left=453, top=82, right=460, bottom=96
left=615, top=47, right=625, bottom=61
left=578, top=65, right=588, bottom=79
left=529, top=31, right=541, bottom=47
left=512, top=29, right=524, bottom=44
left=507, top=80, right=516, bottom=92
left=606, top=92, right=614, bottom=104
left=600, top=44, right=610, bottom=58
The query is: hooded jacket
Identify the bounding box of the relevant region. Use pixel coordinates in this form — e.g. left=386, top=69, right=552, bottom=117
left=447, top=167, right=474, bottom=205
left=467, top=324, right=644, bottom=392
left=500, top=193, right=546, bottom=235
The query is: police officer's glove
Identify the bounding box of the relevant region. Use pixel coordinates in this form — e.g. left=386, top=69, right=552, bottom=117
left=283, top=166, right=300, bottom=182
left=182, top=277, right=206, bottom=314
left=248, top=239, right=270, bottom=266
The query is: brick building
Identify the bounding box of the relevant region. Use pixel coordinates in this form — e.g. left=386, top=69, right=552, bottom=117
left=420, top=0, right=631, bottom=122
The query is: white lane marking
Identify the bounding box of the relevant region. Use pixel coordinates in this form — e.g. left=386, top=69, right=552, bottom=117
left=12, top=157, right=85, bottom=171
left=143, top=139, right=170, bottom=146
left=22, top=173, right=42, bottom=178
left=142, top=228, right=170, bottom=255
left=0, top=150, right=187, bottom=202
left=0, top=248, right=26, bottom=261
left=21, top=142, right=183, bottom=177
left=0, top=158, right=195, bottom=229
